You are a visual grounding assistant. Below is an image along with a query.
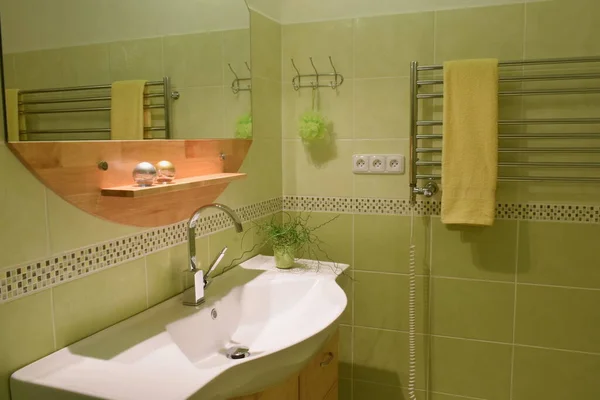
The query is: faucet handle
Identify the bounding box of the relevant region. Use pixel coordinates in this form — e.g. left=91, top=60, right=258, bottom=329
left=182, top=269, right=205, bottom=306
left=205, top=246, right=228, bottom=286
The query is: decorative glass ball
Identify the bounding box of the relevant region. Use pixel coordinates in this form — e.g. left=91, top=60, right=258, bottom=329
left=155, top=160, right=176, bottom=184
left=132, top=162, right=157, bottom=187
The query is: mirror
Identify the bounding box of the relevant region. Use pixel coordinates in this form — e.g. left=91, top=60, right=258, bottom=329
left=0, top=0, right=252, bottom=142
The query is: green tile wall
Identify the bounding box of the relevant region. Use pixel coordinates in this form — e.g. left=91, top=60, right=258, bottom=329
left=280, top=1, right=600, bottom=399
left=0, top=10, right=282, bottom=400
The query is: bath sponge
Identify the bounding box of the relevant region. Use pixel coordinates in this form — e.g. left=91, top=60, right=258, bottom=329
left=298, top=111, right=327, bottom=141
left=235, top=113, right=252, bottom=139
left=298, top=88, right=328, bottom=141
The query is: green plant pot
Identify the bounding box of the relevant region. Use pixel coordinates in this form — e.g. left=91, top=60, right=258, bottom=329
left=273, top=246, right=295, bottom=269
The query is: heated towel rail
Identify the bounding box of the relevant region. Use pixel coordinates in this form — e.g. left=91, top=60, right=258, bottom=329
left=17, top=76, right=179, bottom=140
left=410, top=56, right=600, bottom=203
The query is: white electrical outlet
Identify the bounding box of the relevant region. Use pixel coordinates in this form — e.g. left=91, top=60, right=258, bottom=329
left=369, top=155, right=386, bottom=173
left=352, top=155, right=369, bottom=173
left=352, top=154, right=405, bottom=174
left=386, top=154, right=405, bottom=173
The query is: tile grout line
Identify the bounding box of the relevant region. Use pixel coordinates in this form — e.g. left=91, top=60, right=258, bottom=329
left=426, top=211, right=434, bottom=400
left=350, top=213, right=355, bottom=399
left=143, top=256, right=149, bottom=309
left=509, top=220, right=520, bottom=400
left=49, top=287, right=57, bottom=350
left=43, top=188, right=52, bottom=259
left=353, top=323, right=600, bottom=357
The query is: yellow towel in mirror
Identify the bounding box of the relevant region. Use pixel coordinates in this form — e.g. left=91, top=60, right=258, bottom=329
left=110, top=80, right=151, bottom=140
left=5, top=89, right=24, bottom=141
left=441, top=59, right=499, bottom=226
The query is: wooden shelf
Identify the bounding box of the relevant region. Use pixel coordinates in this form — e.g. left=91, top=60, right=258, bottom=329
left=101, top=173, right=247, bottom=198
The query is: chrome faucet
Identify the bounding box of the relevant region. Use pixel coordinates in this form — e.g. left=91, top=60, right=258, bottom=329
left=182, top=203, right=243, bottom=306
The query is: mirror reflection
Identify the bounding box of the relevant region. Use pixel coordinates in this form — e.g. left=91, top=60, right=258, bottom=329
left=0, top=0, right=251, bottom=141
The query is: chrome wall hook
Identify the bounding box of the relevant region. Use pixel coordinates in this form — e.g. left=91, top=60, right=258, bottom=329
left=309, top=57, right=320, bottom=88
left=290, top=56, right=345, bottom=91
left=228, top=62, right=252, bottom=94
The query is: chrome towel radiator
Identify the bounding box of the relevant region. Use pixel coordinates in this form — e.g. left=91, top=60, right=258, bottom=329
left=409, top=56, right=600, bottom=203
left=16, top=76, right=179, bottom=140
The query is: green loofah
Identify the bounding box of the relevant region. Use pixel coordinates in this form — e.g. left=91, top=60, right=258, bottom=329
left=298, top=110, right=328, bottom=141
left=234, top=113, right=252, bottom=139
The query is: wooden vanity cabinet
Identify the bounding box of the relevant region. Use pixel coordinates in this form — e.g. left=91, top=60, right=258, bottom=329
left=231, top=330, right=339, bottom=400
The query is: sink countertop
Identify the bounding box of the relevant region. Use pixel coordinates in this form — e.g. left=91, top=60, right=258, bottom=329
left=10, top=255, right=349, bottom=400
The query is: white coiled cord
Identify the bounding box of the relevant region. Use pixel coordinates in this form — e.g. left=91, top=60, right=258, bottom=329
left=408, top=209, right=418, bottom=400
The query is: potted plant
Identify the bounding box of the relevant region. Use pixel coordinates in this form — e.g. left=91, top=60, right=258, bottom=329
left=256, top=213, right=338, bottom=269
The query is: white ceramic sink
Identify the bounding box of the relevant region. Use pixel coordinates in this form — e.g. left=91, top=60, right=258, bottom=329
left=11, top=255, right=348, bottom=400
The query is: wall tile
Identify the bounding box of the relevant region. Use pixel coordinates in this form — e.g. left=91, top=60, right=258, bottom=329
left=339, top=324, right=352, bottom=379
left=512, top=346, right=600, bottom=400
left=59, top=44, right=110, bottom=86
left=431, top=218, right=517, bottom=282
left=3, top=53, right=17, bottom=88
left=53, top=258, right=147, bottom=348
left=282, top=82, right=354, bottom=140
left=337, top=269, right=353, bottom=325
left=13, top=48, right=69, bottom=89
left=0, top=291, right=55, bottom=400
left=431, top=278, right=514, bottom=342
left=353, top=327, right=426, bottom=389
left=282, top=19, right=353, bottom=82
left=0, top=145, right=48, bottom=269
left=354, top=215, right=428, bottom=274
left=222, top=28, right=252, bottom=85
left=515, top=284, right=600, bottom=353
left=429, top=336, right=512, bottom=400
left=250, top=138, right=283, bottom=202
left=354, top=272, right=427, bottom=333
left=525, top=0, right=600, bottom=59
left=339, top=378, right=352, bottom=400
left=354, top=12, right=434, bottom=78
left=518, top=222, right=600, bottom=289
left=353, top=380, right=408, bottom=400
left=46, top=190, right=141, bottom=255
left=252, top=78, right=282, bottom=140
left=172, top=86, right=225, bottom=138
left=109, top=37, right=164, bottom=81
left=164, top=32, right=223, bottom=88
left=434, top=4, right=525, bottom=63
left=250, top=11, right=281, bottom=80
left=352, top=140, right=411, bottom=199
left=146, top=243, right=187, bottom=307
left=289, top=211, right=353, bottom=266
left=283, top=139, right=354, bottom=197
left=354, top=77, right=410, bottom=139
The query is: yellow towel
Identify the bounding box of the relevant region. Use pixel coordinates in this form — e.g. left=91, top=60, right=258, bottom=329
left=5, top=89, right=25, bottom=141
left=441, top=59, right=499, bottom=226
left=110, top=80, right=151, bottom=140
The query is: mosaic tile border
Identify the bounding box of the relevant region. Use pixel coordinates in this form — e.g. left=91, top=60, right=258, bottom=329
left=0, top=197, right=282, bottom=303
left=283, top=195, right=600, bottom=223
left=2, top=195, right=598, bottom=303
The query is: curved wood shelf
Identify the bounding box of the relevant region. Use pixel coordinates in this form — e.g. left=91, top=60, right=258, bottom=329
left=8, top=139, right=252, bottom=227
left=101, top=173, right=247, bottom=198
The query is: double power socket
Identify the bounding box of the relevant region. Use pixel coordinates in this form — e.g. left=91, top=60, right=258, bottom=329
left=352, top=154, right=405, bottom=175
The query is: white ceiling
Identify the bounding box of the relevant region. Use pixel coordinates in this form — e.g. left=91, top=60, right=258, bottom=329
left=248, top=0, right=548, bottom=24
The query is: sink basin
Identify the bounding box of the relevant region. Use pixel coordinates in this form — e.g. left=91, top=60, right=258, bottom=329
left=10, top=255, right=348, bottom=400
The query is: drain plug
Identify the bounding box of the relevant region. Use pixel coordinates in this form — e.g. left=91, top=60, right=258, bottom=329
left=226, top=347, right=251, bottom=360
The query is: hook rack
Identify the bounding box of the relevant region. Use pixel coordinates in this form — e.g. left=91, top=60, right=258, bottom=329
left=228, top=62, right=252, bottom=94
left=291, top=56, right=344, bottom=90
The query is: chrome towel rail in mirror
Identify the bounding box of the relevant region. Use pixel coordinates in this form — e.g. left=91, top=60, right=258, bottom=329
left=17, top=76, right=180, bottom=140
left=409, top=55, right=600, bottom=203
